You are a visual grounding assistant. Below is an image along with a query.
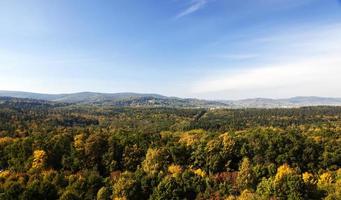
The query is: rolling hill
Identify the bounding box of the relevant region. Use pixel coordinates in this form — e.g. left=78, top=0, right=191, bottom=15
left=1, top=90, right=341, bottom=108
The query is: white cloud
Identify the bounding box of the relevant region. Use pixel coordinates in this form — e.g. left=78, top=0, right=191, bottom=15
left=190, top=22, right=341, bottom=99
left=175, top=0, right=207, bottom=19
left=192, top=56, right=341, bottom=92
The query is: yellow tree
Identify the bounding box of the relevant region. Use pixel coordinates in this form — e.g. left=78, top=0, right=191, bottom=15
left=274, top=164, right=295, bottom=184
left=302, top=172, right=316, bottom=185
left=168, top=164, right=182, bottom=176
left=237, top=190, right=260, bottom=200
left=237, top=157, right=255, bottom=190
left=74, top=134, right=85, bottom=152
left=142, top=148, right=167, bottom=176
left=273, top=164, right=305, bottom=200
left=31, top=150, right=47, bottom=170
left=178, top=129, right=206, bottom=146
left=112, top=172, right=140, bottom=199
left=317, top=171, right=334, bottom=193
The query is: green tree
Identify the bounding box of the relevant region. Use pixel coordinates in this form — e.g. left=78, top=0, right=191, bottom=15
left=236, top=157, right=255, bottom=190
left=273, top=164, right=305, bottom=200
left=96, top=187, right=111, bottom=200
left=1, top=181, right=24, bottom=200
left=112, top=172, right=141, bottom=200
left=59, top=189, right=80, bottom=200
left=142, top=148, right=169, bottom=176
left=84, top=134, right=107, bottom=171
left=150, top=170, right=205, bottom=200
left=122, top=145, right=144, bottom=171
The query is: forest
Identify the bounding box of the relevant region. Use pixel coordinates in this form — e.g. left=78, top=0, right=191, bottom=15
left=0, top=97, right=340, bottom=200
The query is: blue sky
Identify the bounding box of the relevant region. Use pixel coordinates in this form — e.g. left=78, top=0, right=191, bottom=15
left=0, top=0, right=341, bottom=99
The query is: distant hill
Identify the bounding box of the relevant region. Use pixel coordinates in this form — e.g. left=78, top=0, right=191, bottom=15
left=1, top=91, right=341, bottom=108
left=222, top=96, right=341, bottom=108
left=0, top=91, right=165, bottom=103
left=284, top=96, right=341, bottom=105
left=0, top=91, right=226, bottom=108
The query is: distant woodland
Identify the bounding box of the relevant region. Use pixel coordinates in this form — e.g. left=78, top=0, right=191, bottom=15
left=0, top=97, right=340, bottom=200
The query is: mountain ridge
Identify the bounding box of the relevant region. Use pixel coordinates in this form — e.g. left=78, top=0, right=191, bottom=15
left=1, top=90, right=341, bottom=108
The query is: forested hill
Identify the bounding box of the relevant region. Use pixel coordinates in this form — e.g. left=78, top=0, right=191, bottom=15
left=1, top=91, right=341, bottom=108
left=0, top=94, right=227, bottom=108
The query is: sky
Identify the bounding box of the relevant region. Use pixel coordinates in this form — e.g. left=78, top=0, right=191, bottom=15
left=0, top=0, right=341, bottom=100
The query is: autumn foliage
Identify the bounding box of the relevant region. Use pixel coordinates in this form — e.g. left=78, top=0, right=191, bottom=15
left=0, top=98, right=340, bottom=199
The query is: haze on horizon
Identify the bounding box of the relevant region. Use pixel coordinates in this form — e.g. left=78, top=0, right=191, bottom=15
left=1, top=0, right=341, bottom=100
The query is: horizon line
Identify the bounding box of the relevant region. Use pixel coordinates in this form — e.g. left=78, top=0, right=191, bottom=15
left=0, top=89, right=340, bottom=101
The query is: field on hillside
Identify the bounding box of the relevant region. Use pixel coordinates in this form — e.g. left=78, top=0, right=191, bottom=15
left=0, top=98, right=340, bottom=200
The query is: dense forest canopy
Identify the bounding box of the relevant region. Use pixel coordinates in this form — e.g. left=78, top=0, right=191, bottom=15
left=0, top=97, right=340, bottom=200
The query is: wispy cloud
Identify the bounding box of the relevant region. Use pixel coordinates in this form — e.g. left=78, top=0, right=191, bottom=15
left=175, top=0, right=208, bottom=19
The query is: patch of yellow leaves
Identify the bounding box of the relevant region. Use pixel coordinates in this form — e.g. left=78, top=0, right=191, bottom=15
left=302, top=172, right=316, bottom=185
left=0, top=170, right=11, bottom=179
left=74, top=134, right=85, bottom=151
left=168, top=164, right=182, bottom=175
left=275, top=164, right=295, bottom=183
left=318, top=172, right=333, bottom=185
left=179, top=129, right=206, bottom=146
left=193, top=168, right=206, bottom=178
left=0, top=137, right=15, bottom=145
left=32, top=150, right=47, bottom=170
